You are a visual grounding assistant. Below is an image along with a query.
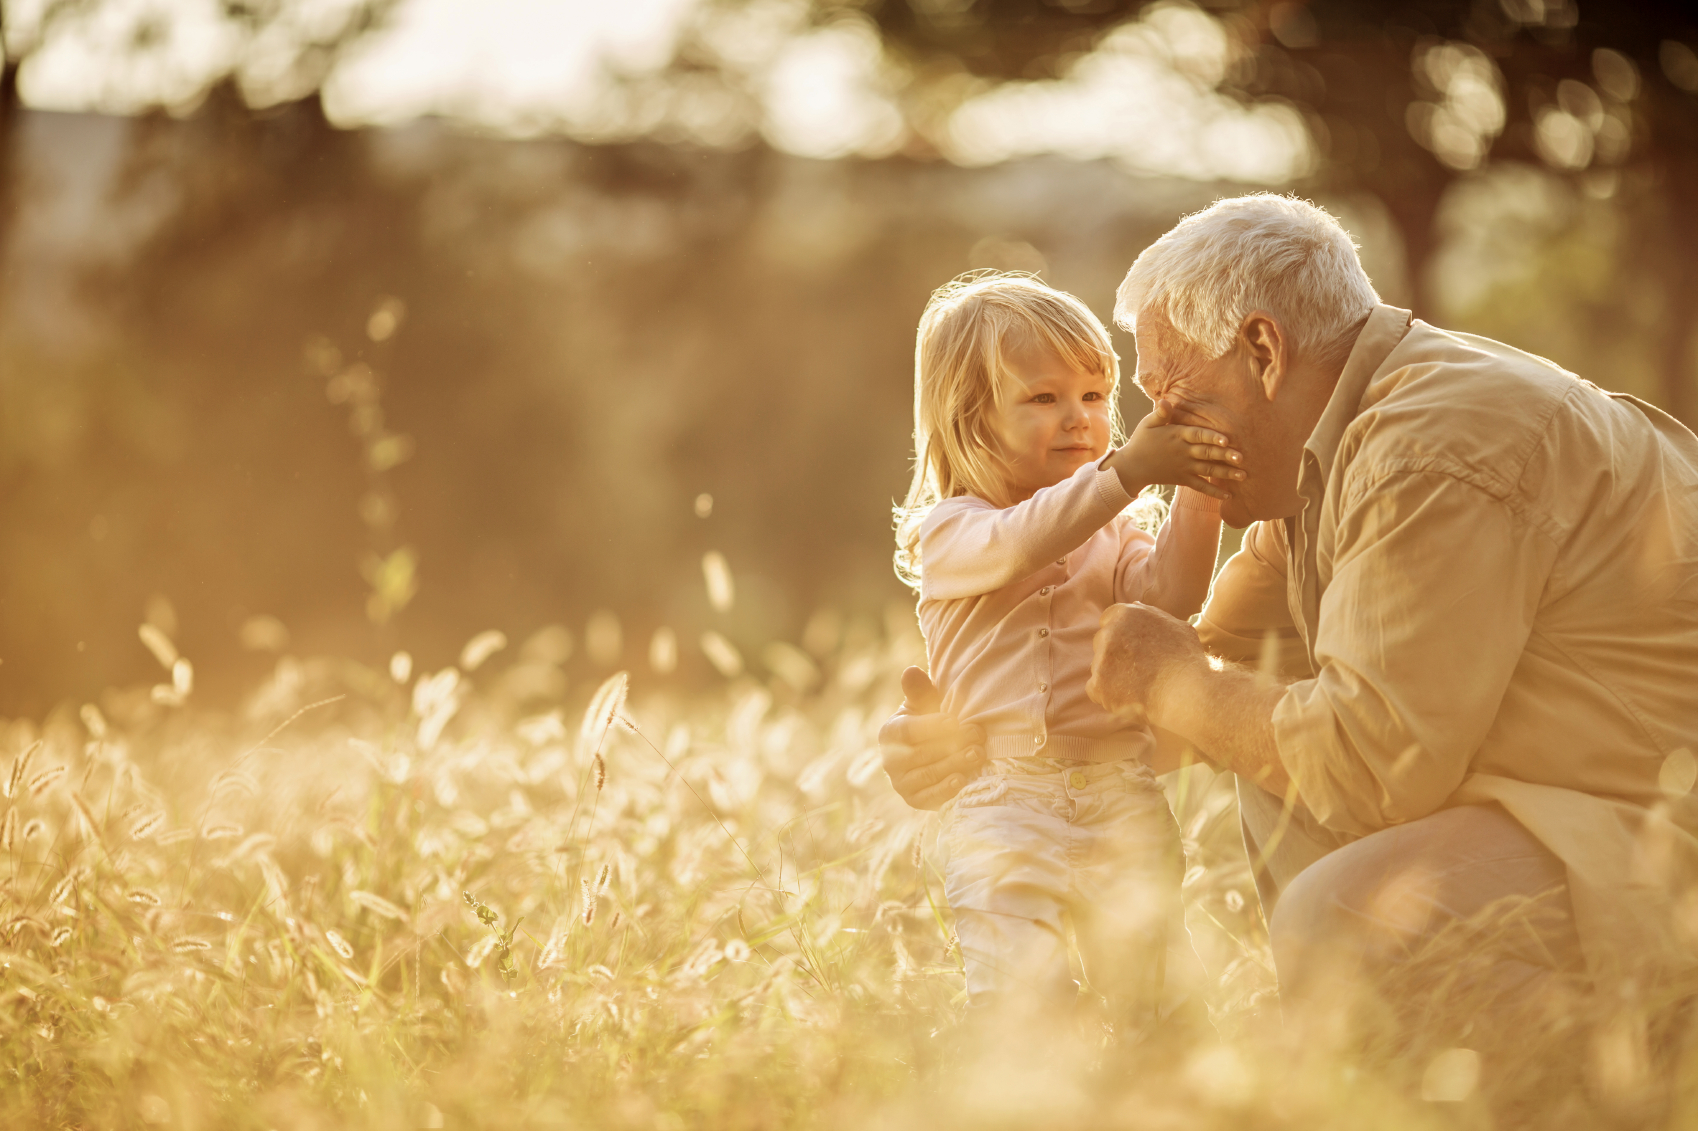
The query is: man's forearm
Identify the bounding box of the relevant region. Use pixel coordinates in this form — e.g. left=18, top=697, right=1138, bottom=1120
left=1149, top=659, right=1291, bottom=796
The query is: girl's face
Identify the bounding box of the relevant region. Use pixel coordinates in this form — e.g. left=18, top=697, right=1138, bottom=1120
left=988, top=337, right=1113, bottom=503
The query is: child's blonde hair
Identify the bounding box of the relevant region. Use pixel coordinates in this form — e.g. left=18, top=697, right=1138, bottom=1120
left=894, top=271, right=1133, bottom=590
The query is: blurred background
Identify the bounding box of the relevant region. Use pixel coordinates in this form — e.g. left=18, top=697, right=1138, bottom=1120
left=1, top=0, right=1695, bottom=717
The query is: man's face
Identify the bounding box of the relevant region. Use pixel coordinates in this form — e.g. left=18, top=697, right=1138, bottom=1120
left=1131, top=313, right=1306, bottom=526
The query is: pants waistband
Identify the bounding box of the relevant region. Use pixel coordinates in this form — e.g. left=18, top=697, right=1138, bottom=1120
left=984, top=733, right=1151, bottom=764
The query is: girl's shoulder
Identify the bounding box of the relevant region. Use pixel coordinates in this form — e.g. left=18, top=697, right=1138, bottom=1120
left=919, top=493, right=995, bottom=531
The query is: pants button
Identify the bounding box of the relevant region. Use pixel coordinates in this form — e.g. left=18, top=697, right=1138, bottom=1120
left=1068, top=770, right=1088, bottom=789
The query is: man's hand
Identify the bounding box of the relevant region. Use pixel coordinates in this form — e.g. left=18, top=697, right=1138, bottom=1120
left=1087, top=602, right=1211, bottom=728
left=878, top=667, right=984, bottom=810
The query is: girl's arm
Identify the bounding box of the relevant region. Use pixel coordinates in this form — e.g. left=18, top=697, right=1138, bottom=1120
left=920, top=460, right=1134, bottom=601
left=1116, top=488, right=1222, bottom=618
left=921, top=404, right=1242, bottom=602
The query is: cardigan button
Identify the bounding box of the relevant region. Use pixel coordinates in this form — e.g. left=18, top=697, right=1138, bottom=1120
left=1037, top=628, right=1049, bottom=638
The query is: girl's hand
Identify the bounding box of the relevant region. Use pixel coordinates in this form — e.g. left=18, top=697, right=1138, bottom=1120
left=1107, top=399, right=1244, bottom=500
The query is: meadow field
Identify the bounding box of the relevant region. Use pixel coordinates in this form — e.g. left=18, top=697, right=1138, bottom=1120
left=1, top=611, right=1694, bottom=1130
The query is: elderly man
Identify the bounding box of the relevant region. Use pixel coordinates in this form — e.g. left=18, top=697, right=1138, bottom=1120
left=881, top=194, right=1698, bottom=1004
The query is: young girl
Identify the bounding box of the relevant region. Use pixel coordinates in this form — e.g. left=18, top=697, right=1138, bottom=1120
left=894, top=273, right=1242, bottom=1033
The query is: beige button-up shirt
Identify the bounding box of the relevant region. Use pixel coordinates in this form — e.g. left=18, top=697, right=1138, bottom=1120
left=1197, top=304, right=1698, bottom=982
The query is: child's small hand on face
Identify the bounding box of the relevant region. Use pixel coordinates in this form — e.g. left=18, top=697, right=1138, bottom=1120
left=1108, top=399, right=1245, bottom=500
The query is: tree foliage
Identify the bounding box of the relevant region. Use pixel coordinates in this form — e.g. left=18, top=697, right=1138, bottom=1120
left=811, top=0, right=1698, bottom=413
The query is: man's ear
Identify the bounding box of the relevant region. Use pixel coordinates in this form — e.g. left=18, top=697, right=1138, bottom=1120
left=1240, top=313, right=1288, bottom=402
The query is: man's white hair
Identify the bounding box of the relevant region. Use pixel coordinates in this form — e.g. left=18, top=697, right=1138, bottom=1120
left=1115, top=194, right=1380, bottom=363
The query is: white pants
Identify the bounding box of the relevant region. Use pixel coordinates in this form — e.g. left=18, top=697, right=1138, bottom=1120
left=941, top=758, right=1184, bottom=1027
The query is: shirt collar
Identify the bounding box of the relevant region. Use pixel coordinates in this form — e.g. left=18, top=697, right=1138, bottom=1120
left=1302, top=304, right=1414, bottom=481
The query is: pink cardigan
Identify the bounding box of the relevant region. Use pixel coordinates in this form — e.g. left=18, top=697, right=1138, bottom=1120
left=917, top=459, right=1222, bottom=764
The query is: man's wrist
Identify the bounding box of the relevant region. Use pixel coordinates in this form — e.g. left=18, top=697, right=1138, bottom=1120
left=1145, top=652, right=1209, bottom=733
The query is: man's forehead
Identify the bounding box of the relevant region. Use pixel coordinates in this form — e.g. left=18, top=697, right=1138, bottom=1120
left=1130, top=309, right=1182, bottom=353
left=1129, top=312, right=1185, bottom=389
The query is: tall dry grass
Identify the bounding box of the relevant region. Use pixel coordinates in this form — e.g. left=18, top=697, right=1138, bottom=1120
left=1, top=614, right=1694, bottom=1129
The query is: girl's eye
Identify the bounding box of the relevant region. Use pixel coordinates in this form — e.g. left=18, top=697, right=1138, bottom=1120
left=1031, top=393, right=1055, bottom=404
left=1082, top=391, right=1103, bottom=402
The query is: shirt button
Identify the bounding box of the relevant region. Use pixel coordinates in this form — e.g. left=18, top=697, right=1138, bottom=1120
left=1038, top=628, right=1049, bottom=638
left=1038, top=682, right=1048, bottom=692
left=1056, top=559, right=1066, bottom=566
left=1033, top=735, right=1044, bottom=745
left=1039, top=587, right=1051, bottom=596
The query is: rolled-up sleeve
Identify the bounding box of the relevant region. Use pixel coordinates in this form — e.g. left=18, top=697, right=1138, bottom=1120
left=1274, top=470, right=1556, bottom=835
left=1196, top=520, right=1308, bottom=673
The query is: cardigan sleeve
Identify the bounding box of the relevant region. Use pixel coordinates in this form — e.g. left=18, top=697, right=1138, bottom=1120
left=1114, top=487, right=1221, bottom=618
left=918, top=459, right=1134, bottom=601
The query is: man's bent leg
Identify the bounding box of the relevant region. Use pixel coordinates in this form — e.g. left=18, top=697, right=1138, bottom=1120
left=1267, top=804, right=1585, bottom=1007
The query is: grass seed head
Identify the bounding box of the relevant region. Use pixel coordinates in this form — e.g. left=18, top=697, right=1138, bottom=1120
left=578, top=672, right=629, bottom=758
left=1, top=808, right=14, bottom=853
left=50, top=874, right=79, bottom=905
left=325, top=929, right=355, bottom=960
left=138, top=623, right=178, bottom=669
left=580, top=877, right=596, bottom=926
left=459, top=630, right=508, bottom=671
left=594, top=753, right=606, bottom=790
left=349, top=890, right=409, bottom=922
left=28, top=765, right=66, bottom=797
left=5, top=741, right=40, bottom=799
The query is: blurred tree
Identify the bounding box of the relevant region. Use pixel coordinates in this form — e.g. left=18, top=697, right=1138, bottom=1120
left=0, top=0, right=401, bottom=253
left=0, top=1, right=91, bottom=242
left=792, top=0, right=1698, bottom=418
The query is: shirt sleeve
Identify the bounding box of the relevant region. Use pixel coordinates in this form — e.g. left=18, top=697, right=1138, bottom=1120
left=1115, top=487, right=1222, bottom=618
left=1273, top=470, right=1557, bottom=835
left=1196, top=520, right=1309, bottom=675
left=918, top=459, right=1134, bottom=601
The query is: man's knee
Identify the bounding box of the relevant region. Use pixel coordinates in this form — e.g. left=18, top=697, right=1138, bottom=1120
left=1267, top=805, right=1583, bottom=998
left=1266, top=838, right=1401, bottom=987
